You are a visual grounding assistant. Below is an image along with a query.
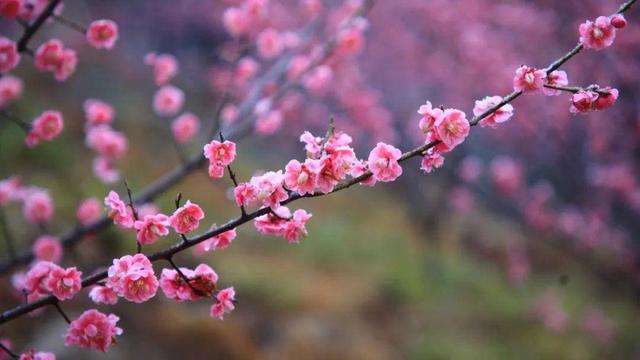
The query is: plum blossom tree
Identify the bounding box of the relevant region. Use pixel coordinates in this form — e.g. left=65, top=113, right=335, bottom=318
left=0, top=0, right=638, bottom=357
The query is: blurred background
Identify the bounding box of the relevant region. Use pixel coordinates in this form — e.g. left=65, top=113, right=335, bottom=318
left=1, top=0, right=640, bottom=358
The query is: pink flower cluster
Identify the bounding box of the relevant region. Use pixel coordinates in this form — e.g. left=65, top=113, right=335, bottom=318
left=160, top=263, right=218, bottom=302
left=222, top=0, right=270, bottom=37
left=23, top=261, right=82, bottom=302
left=153, top=85, right=185, bottom=117
left=32, top=235, right=62, bottom=263
left=579, top=16, right=618, bottom=50
left=106, top=254, right=158, bottom=303
left=25, top=110, right=64, bottom=148
left=86, top=19, right=119, bottom=50
left=570, top=87, right=619, bottom=114
left=22, top=189, right=54, bottom=224
left=171, top=113, right=200, bottom=144
left=134, top=213, right=171, bottom=245
left=170, top=200, right=205, bottom=234
left=210, top=287, right=236, bottom=320
left=194, top=227, right=237, bottom=254
left=76, top=197, right=102, bottom=226
left=203, top=140, right=237, bottom=179
left=18, top=350, right=56, bottom=360
left=0, top=0, right=62, bottom=21
left=254, top=206, right=312, bottom=244
left=0, top=75, right=23, bottom=107
left=83, top=99, right=128, bottom=183
left=34, top=39, right=77, bottom=81
left=0, top=37, right=20, bottom=73
left=417, top=101, right=470, bottom=173
left=473, top=96, right=514, bottom=128
left=64, top=309, right=122, bottom=352
left=104, top=191, right=135, bottom=229
left=145, top=52, right=179, bottom=86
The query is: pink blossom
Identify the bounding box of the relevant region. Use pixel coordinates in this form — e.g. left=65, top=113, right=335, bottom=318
left=458, top=156, right=483, bottom=182
left=235, top=57, right=259, bottom=83
left=282, top=209, right=312, bottom=244
left=417, top=101, right=444, bottom=134
left=210, top=287, right=236, bottom=320
left=45, top=266, right=82, bottom=301
left=570, top=90, right=598, bottom=114
left=24, top=261, right=59, bottom=302
left=610, top=14, right=627, bottom=29
left=64, top=309, right=122, bottom=352
left=593, top=87, right=619, bottom=110
left=171, top=113, right=200, bottom=144
left=255, top=110, right=283, bottom=135
left=18, top=350, right=56, bottom=360
left=33, top=235, right=62, bottom=263
left=257, top=28, right=283, bottom=59
left=25, top=110, right=64, bottom=148
left=582, top=307, right=615, bottom=345
left=473, top=96, right=514, bottom=128
left=287, top=55, right=311, bottom=80
left=420, top=153, right=444, bottom=173
left=303, top=65, right=333, bottom=95
left=349, top=160, right=376, bottom=187
left=203, top=140, right=236, bottom=167
left=0, top=75, right=23, bottom=108
left=542, top=70, right=569, bottom=96
left=579, top=16, right=616, bottom=50
left=284, top=159, right=321, bottom=195
left=245, top=0, right=269, bottom=19
left=83, top=99, right=114, bottom=127
left=33, top=39, right=76, bottom=81
left=22, top=190, right=53, bottom=224
left=195, top=227, right=237, bottom=254
left=299, top=131, right=323, bottom=158
left=104, top=191, right=134, bottom=229
left=513, top=65, right=545, bottom=92
left=88, top=285, right=118, bottom=305
left=170, top=200, right=205, bottom=234
left=86, top=125, right=128, bottom=159
left=76, top=198, right=102, bottom=226
left=160, top=264, right=218, bottom=301
left=223, top=7, right=249, bottom=37
left=107, top=253, right=158, bottom=303
left=0, top=0, right=22, bottom=18
left=250, top=171, right=288, bottom=210
left=233, top=183, right=259, bottom=207
left=337, top=26, right=365, bottom=56
left=368, top=142, right=402, bottom=182
left=153, top=85, right=185, bottom=117
left=86, top=19, right=118, bottom=50
left=92, top=157, right=120, bottom=184
left=490, top=156, right=523, bottom=196
left=221, top=105, right=238, bottom=125
left=34, top=39, right=63, bottom=72
left=0, top=176, right=21, bottom=205
left=134, top=214, right=171, bottom=245
left=254, top=206, right=290, bottom=236
left=434, top=109, right=470, bottom=149
left=533, top=290, right=568, bottom=333
left=0, top=37, right=19, bottom=73
left=144, top=52, right=179, bottom=86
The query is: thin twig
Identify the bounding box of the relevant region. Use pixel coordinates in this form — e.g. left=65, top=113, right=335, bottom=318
left=544, top=84, right=611, bottom=95
left=53, top=301, right=71, bottom=324
left=166, top=257, right=205, bottom=297
left=0, top=111, right=31, bottom=134
left=0, top=341, right=18, bottom=359
left=124, top=181, right=141, bottom=253
left=52, top=14, right=87, bottom=33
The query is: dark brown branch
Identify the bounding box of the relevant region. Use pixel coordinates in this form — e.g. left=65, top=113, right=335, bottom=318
left=17, top=0, right=63, bottom=52
left=0, top=0, right=636, bottom=324
left=0, top=341, right=18, bottom=359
